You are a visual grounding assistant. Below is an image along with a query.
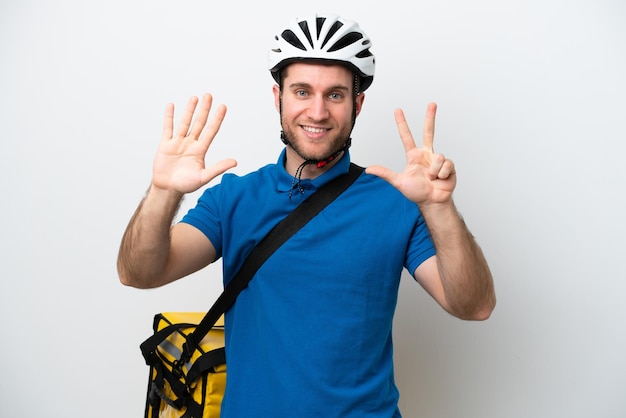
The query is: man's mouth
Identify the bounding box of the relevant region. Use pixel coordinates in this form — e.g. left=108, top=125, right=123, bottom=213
left=302, top=126, right=328, bottom=134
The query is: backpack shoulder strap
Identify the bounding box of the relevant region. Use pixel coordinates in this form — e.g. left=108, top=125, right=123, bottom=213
left=184, top=163, right=364, bottom=354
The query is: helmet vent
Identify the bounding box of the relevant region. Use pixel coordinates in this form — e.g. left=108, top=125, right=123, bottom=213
left=315, top=17, right=326, bottom=39
left=319, top=19, right=343, bottom=49
left=356, top=49, right=373, bottom=58
left=281, top=29, right=307, bottom=51
left=297, top=21, right=314, bottom=49
left=328, top=32, right=364, bottom=52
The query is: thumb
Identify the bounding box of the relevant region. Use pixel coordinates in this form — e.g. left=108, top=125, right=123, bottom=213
left=199, top=158, right=238, bottom=185
left=366, top=165, right=398, bottom=185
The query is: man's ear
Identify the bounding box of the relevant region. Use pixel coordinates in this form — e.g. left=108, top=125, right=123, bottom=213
left=355, top=93, right=365, bottom=117
left=273, top=84, right=281, bottom=112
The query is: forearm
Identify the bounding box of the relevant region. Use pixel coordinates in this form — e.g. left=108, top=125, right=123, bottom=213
left=421, top=201, right=496, bottom=320
left=117, top=185, right=184, bottom=288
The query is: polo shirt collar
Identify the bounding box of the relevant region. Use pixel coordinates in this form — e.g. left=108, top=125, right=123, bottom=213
left=275, top=148, right=352, bottom=194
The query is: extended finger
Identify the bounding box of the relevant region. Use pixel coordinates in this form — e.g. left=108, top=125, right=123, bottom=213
left=422, top=102, right=437, bottom=151
left=162, top=103, right=175, bottom=140
left=187, top=93, right=213, bottom=140
left=394, top=108, right=417, bottom=154
left=198, top=103, right=227, bottom=148
left=175, top=96, right=200, bottom=139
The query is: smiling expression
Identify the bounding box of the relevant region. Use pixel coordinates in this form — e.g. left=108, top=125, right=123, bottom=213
left=273, top=62, right=364, bottom=175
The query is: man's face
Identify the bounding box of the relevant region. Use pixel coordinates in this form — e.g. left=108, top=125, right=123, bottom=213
left=273, top=62, right=364, bottom=165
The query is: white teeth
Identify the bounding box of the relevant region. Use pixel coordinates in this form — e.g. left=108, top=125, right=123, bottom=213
left=303, top=126, right=326, bottom=134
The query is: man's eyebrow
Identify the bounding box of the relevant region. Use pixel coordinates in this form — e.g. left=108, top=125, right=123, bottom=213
left=287, top=82, right=351, bottom=92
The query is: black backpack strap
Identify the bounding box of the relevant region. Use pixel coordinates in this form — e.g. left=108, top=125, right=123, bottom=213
left=182, top=163, right=364, bottom=357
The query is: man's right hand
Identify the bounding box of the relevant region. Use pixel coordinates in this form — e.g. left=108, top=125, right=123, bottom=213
left=117, top=94, right=234, bottom=288
left=152, top=93, right=237, bottom=195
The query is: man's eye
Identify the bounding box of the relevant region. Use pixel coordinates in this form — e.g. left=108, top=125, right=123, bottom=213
left=296, top=90, right=307, bottom=97
left=329, top=92, right=343, bottom=100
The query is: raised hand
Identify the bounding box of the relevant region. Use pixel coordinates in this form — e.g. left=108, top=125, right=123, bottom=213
left=366, top=103, right=456, bottom=207
left=152, top=93, right=237, bottom=194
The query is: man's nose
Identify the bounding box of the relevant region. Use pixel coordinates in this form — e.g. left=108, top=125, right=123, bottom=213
left=306, top=95, right=330, bottom=121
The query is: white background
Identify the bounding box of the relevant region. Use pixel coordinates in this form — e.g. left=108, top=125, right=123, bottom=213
left=1, top=0, right=625, bottom=417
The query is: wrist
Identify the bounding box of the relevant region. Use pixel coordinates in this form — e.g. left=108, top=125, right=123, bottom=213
left=148, top=183, right=185, bottom=202
left=419, top=199, right=458, bottom=219
left=144, top=183, right=185, bottom=219
left=418, top=199, right=467, bottom=236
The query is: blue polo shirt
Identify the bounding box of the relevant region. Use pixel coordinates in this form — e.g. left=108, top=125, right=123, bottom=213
left=181, top=150, right=435, bottom=417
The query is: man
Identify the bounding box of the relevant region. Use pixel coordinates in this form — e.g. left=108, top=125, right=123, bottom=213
left=118, top=13, right=495, bottom=417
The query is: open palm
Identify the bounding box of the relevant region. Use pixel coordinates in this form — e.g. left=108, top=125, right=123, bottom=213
left=152, top=94, right=237, bottom=194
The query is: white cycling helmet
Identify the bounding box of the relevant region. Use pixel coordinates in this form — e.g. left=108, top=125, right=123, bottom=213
left=268, top=14, right=375, bottom=92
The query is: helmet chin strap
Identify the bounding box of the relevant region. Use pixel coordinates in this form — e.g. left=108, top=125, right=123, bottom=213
left=281, top=131, right=352, bottom=198
left=280, top=131, right=351, bottom=168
